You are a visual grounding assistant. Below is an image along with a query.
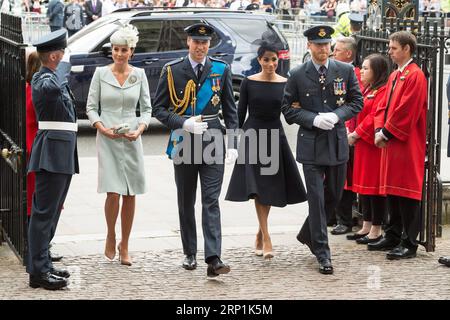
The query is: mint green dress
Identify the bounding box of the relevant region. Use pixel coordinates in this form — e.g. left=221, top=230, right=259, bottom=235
left=86, top=66, right=152, bottom=195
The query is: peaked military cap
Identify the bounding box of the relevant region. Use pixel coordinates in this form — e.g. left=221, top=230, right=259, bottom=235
left=33, top=29, right=67, bottom=53
left=349, top=13, right=364, bottom=25
left=304, top=25, right=334, bottom=43
left=184, top=23, right=215, bottom=40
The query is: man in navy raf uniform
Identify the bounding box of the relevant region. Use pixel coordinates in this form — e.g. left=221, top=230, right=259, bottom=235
left=27, top=29, right=79, bottom=290
left=153, top=23, right=238, bottom=279
left=282, top=25, right=363, bottom=275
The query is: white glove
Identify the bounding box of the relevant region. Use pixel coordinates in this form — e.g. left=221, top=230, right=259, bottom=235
left=319, top=112, right=339, bottom=124
left=182, top=115, right=208, bottom=134
left=313, top=115, right=335, bottom=130
left=225, top=148, right=238, bottom=164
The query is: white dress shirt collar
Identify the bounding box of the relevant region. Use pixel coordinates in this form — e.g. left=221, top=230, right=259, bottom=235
left=398, top=58, right=413, bottom=73
left=311, top=58, right=330, bottom=72
left=188, top=55, right=206, bottom=72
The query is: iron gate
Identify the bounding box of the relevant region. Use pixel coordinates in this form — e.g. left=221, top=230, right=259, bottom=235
left=355, top=14, right=445, bottom=252
left=0, top=13, right=28, bottom=262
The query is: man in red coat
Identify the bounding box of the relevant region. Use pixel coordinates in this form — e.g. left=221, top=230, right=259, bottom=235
left=370, top=31, right=427, bottom=259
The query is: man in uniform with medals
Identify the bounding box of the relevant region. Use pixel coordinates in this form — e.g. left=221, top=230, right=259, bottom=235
left=152, top=23, right=238, bottom=278
left=281, top=25, right=363, bottom=274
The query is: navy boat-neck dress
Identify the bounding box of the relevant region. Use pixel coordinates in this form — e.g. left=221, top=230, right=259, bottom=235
left=225, top=78, right=307, bottom=207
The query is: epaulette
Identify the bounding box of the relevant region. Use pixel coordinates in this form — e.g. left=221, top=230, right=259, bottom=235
left=161, top=57, right=184, bottom=78
left=38, top=73, right=53, bottom=81
left=209, top=57, right=228, bottom=65
left=166, top=57, right=184, bottom=67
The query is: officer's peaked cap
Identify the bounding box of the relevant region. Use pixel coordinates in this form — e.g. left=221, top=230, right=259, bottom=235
left=304, top=25, right=334, bottom=44
left=184, top=23, right=215, bottom=40
left=33, top=29, right=67, bottom=53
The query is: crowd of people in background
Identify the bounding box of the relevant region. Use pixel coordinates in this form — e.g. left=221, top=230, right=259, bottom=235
left=1, top=0, right=449, bottom=33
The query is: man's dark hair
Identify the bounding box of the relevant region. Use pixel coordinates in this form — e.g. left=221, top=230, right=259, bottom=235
left=389, top=31, right=417, bottom=55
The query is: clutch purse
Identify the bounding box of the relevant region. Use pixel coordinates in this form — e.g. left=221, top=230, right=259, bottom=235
left=113, top=123, right=130, bottom=134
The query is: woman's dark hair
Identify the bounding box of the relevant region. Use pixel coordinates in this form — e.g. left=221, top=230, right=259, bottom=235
left=364, top=53, right=390, bottom=90
left=257, top=41, right=279, bottom=59
left=26, top=51, right=41, bottom=84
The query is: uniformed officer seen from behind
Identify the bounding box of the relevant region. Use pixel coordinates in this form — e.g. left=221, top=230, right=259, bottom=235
left=27, top=29, right=79, bottom=290
left=281, top=25, right=363, bottom=275
left=152, top=23, right=239, bottom=279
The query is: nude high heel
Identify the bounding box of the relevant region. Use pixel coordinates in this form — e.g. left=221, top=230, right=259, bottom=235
left=117, top=243, right=132, bottom=266
left=104, top=237, right=116, bottom=262
left=263, top=237, right=274, bottom=260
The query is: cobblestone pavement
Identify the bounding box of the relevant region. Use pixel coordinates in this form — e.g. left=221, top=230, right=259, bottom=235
left=1, top=234, right=450, bottom=300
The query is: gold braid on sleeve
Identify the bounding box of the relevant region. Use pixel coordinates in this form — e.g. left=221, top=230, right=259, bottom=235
left=167, top=65, right=197, bottom=116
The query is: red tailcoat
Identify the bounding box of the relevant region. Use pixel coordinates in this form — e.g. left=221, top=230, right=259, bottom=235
left=374, top=63, right=427, bottom=200
left=352, top=84, right=387, bottom=195
left=26, top=82, right=38, bottom=216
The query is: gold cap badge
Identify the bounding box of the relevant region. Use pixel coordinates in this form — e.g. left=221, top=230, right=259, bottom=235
left=318, top=29, right=326, bottom=38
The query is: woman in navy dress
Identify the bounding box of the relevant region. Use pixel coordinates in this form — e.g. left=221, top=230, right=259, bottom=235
left=225, top=42, right=307, bottom=259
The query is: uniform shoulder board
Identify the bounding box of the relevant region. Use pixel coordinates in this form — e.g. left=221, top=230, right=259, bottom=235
left=209, top=57, right=228, bottom=65
left=166, top=57, right=184, bottom=67
left=38, top=73, right=53, bottom=80
left=161, top=57, right=184, bottom=78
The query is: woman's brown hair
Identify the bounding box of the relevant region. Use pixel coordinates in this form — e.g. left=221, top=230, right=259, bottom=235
left=364, top=53, right=390, bottom=90
left=26, top=51, right=41, bottom=84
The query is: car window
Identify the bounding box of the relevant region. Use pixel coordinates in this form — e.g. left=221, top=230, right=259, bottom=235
left=68, top=23, right=118, bottom=53
left=168, top=20, right=220, bottom=51
left=68, top=15, right=116, bottom=45
left=220, top=18, right=281, bottom=45
left=132, top=20, right=167, bottom=53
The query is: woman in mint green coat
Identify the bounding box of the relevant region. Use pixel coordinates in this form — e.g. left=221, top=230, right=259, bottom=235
left=86, top=24, right=151, bottom=266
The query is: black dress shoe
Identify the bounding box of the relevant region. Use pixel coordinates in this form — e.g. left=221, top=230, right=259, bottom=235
left=50, top=267, right=70, bottom=278
left=318, top=259, right=333, bottom=275
left=29, top=272, right=68, bottom=290
left=49, top=249, right=63, bottom=262
left=330, top=224, right=352, bottom=235
left=355, top=235, right=382, bottom=244
left=207, top=259, right=230, bottom=278
left=346, top=232, right=369, bottom=240
left=182, top=254, right=197, bottom=270
left=386, top=245, right=417, bottom=260
left=367, top=237, right=400, bottom=251
left=438, top=256, right=450, bottom=267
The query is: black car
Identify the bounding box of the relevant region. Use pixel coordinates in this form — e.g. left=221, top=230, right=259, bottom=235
left=66, top=8, right=290, bottom=118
